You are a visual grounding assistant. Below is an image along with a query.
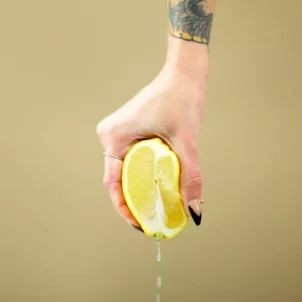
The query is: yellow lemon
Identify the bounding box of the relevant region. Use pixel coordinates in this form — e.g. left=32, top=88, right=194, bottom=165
left=122, top=138, right=188, bottom=240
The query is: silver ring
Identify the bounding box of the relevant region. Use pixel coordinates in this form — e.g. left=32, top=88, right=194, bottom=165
left=103, top=151, right=123, bottom=160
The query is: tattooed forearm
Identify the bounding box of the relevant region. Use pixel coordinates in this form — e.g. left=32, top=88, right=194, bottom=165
left=168, top=0, right=216, bottom=45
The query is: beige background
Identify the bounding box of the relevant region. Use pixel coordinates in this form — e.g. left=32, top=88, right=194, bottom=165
left=1, top=0, right=302, bottom=301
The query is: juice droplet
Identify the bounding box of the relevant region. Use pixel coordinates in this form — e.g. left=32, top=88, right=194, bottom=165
left=156, top=240, right=161, bottom=263
left=157, top=276, right=162, bottom=289
left=156, top=293, right=161, bottom=302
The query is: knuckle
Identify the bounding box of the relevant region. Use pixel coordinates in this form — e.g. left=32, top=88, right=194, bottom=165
left=96, top=120, right=106, bottom=137
left=103, top=175, right=120, bottom=191
left=102, top=175, right=110, bottom=188
left=186, top=175, right=203, bottom=189
left=96, top=119, right=118, bottom=146
left=186, top=175, right=203, bottom=200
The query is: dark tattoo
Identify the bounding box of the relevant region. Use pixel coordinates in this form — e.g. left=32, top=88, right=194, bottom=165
left=168, top=0, right=215, bottom=45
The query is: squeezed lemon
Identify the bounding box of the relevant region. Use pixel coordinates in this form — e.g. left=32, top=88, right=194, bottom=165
left=122, top=138, right=188, bottom=240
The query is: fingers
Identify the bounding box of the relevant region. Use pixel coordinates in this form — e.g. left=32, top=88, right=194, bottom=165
left=97, top=119, right=140, bottom=227
left=171, top=138, right=203, bottom=226
left=103, top=154, right=140, bottom=227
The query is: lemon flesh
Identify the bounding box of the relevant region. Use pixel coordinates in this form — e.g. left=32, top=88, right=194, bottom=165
left=122, top=138, right=188, bottom=240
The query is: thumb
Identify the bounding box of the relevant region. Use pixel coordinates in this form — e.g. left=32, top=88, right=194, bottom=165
left=172, top=139, right=203, bottom=226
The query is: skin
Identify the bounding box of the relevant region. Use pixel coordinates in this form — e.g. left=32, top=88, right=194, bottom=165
left=97, top=0, right=216, bottom=228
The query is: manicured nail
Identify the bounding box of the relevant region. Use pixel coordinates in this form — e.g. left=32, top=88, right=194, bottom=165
left=188, top=199, right=202, bottom=226
left=132, top=225, right=144, bottom=233
left=127, top=221, right=144, bottom=233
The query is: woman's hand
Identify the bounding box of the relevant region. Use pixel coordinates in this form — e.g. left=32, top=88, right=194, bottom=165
left=96, top=60, right=208, bottom=228
left=96, top=0, right=217, bottom=230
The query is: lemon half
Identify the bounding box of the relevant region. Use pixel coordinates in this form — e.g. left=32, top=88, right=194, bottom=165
left=122, top=138, right=188, bottom=240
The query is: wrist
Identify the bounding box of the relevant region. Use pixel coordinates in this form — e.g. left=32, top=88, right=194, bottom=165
left=164, top=36, right=209, bottom=81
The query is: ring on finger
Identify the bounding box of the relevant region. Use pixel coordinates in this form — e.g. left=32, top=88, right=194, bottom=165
left=103, top=151, right=123, bottom=160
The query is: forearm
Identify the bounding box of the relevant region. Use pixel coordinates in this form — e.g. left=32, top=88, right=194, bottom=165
left=165, top=0, right=216, bottom=77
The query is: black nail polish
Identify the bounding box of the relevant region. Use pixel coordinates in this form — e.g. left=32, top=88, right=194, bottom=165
left=132, top=225, right=144, bottom=233
left=188, top=206, right=202, bottom=226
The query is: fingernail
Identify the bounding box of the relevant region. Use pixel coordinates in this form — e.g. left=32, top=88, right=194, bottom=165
left=132, top=225, right=144, bottom=233
left=188, top=199, right=202, bottom=226
left=127, top=221, right=144, bottom=233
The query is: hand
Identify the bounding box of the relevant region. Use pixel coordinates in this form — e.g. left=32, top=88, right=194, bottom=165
left=96, top=62, right=207, bottom=228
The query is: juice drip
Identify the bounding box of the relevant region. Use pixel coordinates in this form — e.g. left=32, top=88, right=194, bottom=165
left=156, top=276, right=162, bottom=302
left=156, top=240, right=162, bottom=302
left=156, top=293, right=161, bottom=302
left=156, top=240, right=161, bottom=263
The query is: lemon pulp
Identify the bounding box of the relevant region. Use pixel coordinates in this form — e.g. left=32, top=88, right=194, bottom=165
left=122, top=138, right=188, bottom=240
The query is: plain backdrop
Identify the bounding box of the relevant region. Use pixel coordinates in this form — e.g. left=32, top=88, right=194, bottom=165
left=0, top=0, right=302, bottom=301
